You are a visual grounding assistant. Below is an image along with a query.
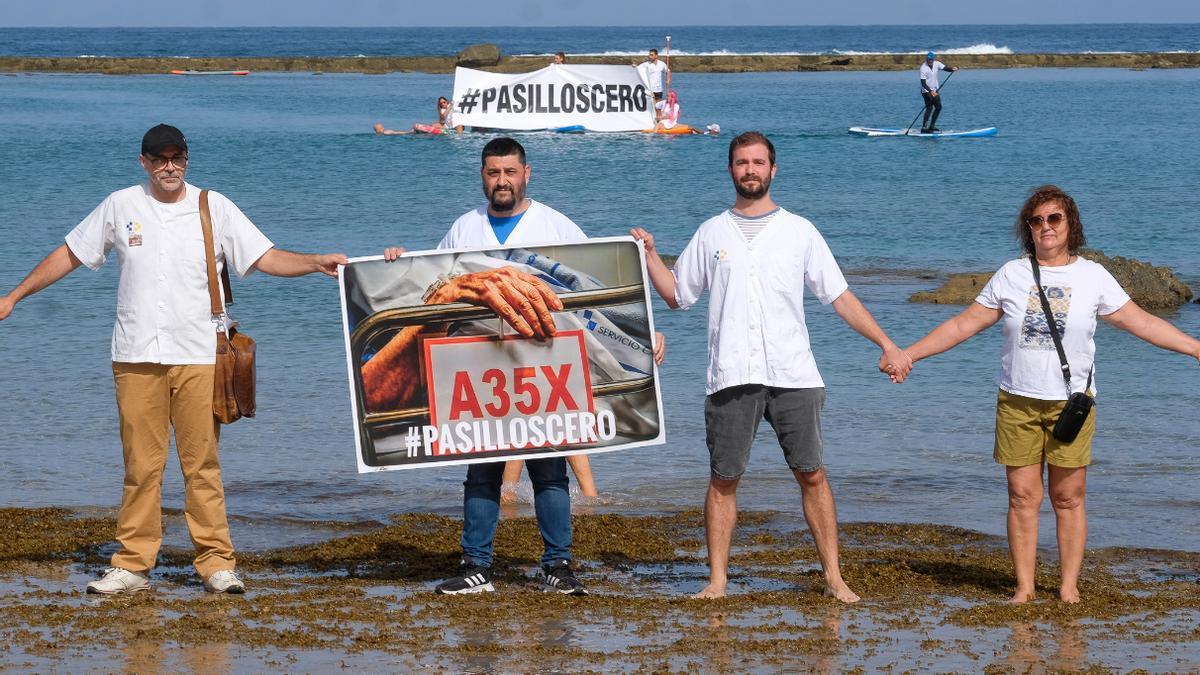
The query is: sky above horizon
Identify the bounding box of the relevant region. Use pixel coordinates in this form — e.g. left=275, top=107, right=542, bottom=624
left=4, top=0, right=1200, bottom=27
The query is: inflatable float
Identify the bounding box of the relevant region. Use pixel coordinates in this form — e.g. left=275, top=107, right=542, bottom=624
left=641, top=125, right=697, bottom=135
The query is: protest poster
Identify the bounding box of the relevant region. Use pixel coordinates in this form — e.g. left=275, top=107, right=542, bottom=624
left=339, top=237, right=665, bottom=472
left=451, top=64, right=655, bottom=132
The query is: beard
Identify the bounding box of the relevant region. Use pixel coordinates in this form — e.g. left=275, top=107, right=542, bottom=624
left=487, top=184, right=522, bottom=210
left=734, top=174, right=771, bottom=200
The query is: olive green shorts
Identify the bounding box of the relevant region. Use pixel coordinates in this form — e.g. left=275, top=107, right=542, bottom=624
left=993, top=389, right=1095, bottom=468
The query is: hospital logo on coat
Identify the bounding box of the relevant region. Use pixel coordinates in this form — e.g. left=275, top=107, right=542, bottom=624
left=713, top=249, right=729, bottom=263
left=125, top=221, right=143, bottom=247
left=580, top=310, right=598, bottom=331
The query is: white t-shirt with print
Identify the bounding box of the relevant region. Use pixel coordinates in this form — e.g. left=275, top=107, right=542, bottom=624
left=975, top=256, right=1130, bottom=400
left=65, top=183, right=274, bottom=365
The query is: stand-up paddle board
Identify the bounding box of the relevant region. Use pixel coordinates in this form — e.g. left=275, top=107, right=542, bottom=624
left=170, top=70, right=251, bottom=76
left=848, top=126, right=997, bottom=138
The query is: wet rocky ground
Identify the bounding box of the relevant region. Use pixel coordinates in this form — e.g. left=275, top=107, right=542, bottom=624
left=2, top=506, right=1198, bottom=672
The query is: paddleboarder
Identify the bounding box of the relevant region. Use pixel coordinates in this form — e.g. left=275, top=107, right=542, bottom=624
left=920, top=51, right=959, bottom=134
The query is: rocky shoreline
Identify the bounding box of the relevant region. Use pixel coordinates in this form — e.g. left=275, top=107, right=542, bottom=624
left=910, top=249, right=1196, bottom=310
left=2, top=506, right=1198, bottom=671
left=3, top=51, right=1200, bottom=75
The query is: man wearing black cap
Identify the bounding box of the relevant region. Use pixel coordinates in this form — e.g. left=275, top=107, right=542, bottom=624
left=0, top=123, right=348, bottom=595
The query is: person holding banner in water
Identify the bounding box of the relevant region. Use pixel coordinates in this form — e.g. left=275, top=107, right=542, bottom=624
left=369, top=137, right=664, bottom=595
left=634, top=48, right=670, bottom=102
left=632, top=131, right=911, bottom=601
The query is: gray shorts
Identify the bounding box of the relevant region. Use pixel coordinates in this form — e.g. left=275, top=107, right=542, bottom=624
left=704, top=385, right=825, bottom=479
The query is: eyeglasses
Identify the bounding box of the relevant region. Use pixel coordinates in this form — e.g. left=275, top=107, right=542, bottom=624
left=145, top=154, right=188, bottom=169
left=1026, top=212, right=1065, bottom=229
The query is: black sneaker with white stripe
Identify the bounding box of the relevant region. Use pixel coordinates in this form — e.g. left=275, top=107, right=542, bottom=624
left=434, top=562, right=494, bottom=595
left=536, top=560, right=588, bottom=595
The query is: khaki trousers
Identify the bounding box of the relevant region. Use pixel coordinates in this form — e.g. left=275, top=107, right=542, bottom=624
left=111, top=363, right=235, bottom=578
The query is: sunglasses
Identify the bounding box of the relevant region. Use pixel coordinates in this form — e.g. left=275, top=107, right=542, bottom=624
left=145, top=153, right=189, bottom=169
left=1026, top=212, right=1066, bottom=229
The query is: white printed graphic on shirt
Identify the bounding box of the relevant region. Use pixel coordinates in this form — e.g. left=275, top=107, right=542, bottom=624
left=1020, top=285, right=1071, bottom=351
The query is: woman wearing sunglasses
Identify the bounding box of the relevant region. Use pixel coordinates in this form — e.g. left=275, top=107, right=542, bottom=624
left=894, top=184, right=1200, bottom=604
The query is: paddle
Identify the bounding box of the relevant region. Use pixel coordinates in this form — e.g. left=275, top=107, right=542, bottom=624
left=904, top=69, right=956, bottom=136
left=664, top=34, right=672, bottom=99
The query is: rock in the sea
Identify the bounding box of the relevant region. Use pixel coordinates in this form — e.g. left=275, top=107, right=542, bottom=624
left=1082, top=249, right=1193, bottom=310
left=909, top=249, right=1193, bottom=310
left=908, top=273, right=995, bottom=305
left=457, top=44, right=501, bottom=68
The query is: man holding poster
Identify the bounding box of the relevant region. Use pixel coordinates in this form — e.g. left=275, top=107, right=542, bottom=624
left=360, top=138, right=664, bottom=596
left=633, top=131, right=910, bottom=602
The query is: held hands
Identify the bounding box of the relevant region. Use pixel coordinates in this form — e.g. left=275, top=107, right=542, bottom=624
left=653, top=331, right=666, bottom=365
left=0, top=294, right=14, bottom=321
left=427, top=267, right=563, bottom=340
left=383, top=246, right=406, bottom=262
left=878, top=345, right=913, bottom=384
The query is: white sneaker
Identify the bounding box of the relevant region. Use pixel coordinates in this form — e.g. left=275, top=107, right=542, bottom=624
left=86, top=567, right=150, bottom=595
left=204, top=569, right=246, bottom=594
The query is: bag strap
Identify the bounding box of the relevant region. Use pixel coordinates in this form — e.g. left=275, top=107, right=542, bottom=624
left=1029, top=255, right=1091, bottom=396
left=199, top=189, right=235, bottom=318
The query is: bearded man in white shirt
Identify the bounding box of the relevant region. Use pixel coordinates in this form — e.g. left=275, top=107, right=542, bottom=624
left=632, top=131, right=911, bottom=601
left=0, top=124, right=347, bottom=596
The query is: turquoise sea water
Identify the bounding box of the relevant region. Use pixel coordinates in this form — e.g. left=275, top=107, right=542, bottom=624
left=1, top=65, right=1198, bottom=552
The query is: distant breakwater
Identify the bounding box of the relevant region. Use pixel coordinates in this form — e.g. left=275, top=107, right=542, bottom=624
left=3, top=52, right=1200, bottom=75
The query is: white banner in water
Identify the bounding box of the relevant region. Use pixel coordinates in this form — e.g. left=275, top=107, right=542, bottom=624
left=451, top=64, right=655, bottom=132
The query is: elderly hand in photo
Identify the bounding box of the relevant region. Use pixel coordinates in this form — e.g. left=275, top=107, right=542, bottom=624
left=382, top=250, right=564, bottom=340
left=427, top=267, right=564, bottom=340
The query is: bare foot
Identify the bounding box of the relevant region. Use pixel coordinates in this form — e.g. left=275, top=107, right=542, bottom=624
left=823, top=581, right=861, bottom=604
left=692, top=583, right=726, bottom=599
left=1060, top=587, right=1080, bottom=604
left=1008, top=590, right=1036, bottom=604
left=373, top=122, right=385, bottom=134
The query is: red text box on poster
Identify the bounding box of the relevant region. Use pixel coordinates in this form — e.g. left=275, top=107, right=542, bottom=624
left=423, top=330, right=594, bottom=456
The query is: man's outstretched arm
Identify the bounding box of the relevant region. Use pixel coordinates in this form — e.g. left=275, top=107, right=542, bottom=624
left=630, top=228, right=679, bottom=309
left=253, top=248, right=348, bottom=278
left=830, top=289, right=912, bottom=383
left=0, top=244, right=83, bottom=321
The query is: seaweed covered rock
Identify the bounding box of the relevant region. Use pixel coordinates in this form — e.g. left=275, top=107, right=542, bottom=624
left=908, top=273, right=994, bottom=305
left=456, top=43, right=501, bottom=68
left=909, top=249, right=1193, bottom=310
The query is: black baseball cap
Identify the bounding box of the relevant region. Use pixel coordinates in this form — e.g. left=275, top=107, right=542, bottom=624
left=141, top=124, right=188, bottom=156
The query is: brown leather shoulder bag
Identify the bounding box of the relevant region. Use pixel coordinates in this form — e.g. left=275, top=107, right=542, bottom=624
left=200, top=189, right=257, bottom=424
